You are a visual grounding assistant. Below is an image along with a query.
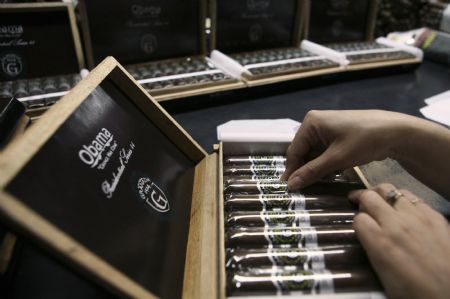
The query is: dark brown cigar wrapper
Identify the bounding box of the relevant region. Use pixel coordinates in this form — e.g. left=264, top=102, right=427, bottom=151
left=227, top=267, right=382, bottom=296
left=226, top=226, right=357, bottom=248
left=224, top=194, right=357, bottom=211
left=226, top=245, right=369, bottom=270
left=225, top=210, right=356, bottom=228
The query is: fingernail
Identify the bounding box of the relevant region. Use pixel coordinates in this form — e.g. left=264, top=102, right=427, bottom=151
left=288, top=176, right=303, bottom=190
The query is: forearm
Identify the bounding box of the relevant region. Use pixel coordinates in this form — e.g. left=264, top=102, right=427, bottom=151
left=392, top=117, right=450, bottom=199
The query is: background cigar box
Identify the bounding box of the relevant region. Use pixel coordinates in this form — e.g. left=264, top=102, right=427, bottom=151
left=0, top=57, right=384, bottom=298
left=305, top=0, right=422, bottom=72
left=0, top=2, right=85, bottom=120
left=79, top=0, right=244, bottom=102
left=210, top=0, right=343, bottom=87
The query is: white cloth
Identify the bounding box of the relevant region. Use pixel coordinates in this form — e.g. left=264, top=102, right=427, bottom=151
left=217, top=119, right=300, bottom=142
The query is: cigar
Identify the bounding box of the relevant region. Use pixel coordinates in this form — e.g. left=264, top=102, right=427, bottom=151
left=224, top=155, right=286, bottom=166
left=226, top=226, right=357, bottom=248
left=57, top=76, right=72, bottom=91
left=227, top=267, right=381, bottom=295
left=28, top=79, right=43, bottom=96
left=224, top=194, right=357, bottom=211
left=223, top=165, right=286, bottom=176
left=225, top=210, right=356, bottom=228
left=226, top=246, right=369, bottom=270
left=43, top=78, right=57, bottom=93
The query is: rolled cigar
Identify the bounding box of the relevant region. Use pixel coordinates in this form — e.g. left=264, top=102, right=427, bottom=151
left=226, top=246, right=369, bottom=270
left=226, top=226, right=357, bottom=248
left=225, top=210, right=356, bottom=228
left=57, top=76, right=72, bottom=91
left=224, top=155, right=286, bottom=166
left=14, top=81, right=28, bottom=98
left=43, top=77, right=57, bottom=93
left=223, top=165, right=285, bottom=176
left=227, top=267, right=381, bottom=296
left=28, top=79, right=43, bottom=96
left=224, top=194, right=357, bottom=211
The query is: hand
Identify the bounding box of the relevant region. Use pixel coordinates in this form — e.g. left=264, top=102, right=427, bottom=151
left=349, top=183, right=450, bottom=299
left=281, top=110, right=418, bottom=189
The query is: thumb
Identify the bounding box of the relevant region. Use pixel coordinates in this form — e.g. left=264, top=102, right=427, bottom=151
left=287, top=148, right=342, bottom=190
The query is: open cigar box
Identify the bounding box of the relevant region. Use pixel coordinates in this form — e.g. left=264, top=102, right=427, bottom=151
left=0, top=2, right=85, bottom=120
left=0, top=57, right=386, bottom=299
left=305, top=0, right=422, bottom=72
left=210, top=0, right=344, bottom=87
left=79, top=0, right=244, bottom=102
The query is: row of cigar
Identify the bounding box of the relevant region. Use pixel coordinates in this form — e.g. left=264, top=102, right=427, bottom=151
left=0, top=73, right=82, bottom=108
left=222, top=155, right=382, bottom=296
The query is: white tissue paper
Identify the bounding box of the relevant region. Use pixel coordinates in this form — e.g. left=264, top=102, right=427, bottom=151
left=217, top=119, right=301, bottom=142
left=420, top=90, right=450, bottom=127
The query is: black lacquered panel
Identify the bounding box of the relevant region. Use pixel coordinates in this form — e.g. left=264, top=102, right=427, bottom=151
left=216, top=0, right=298, bottom=53
left=6, top=78, right=196, bottom=299
left=83, top=0, right=202, bottom=65
left=308, top=0, right=370, bottom=44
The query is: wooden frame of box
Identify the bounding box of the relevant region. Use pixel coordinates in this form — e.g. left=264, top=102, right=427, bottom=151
left=0, top=57, right=373, bottom=298
left=78, top=0, right=245, bottom=102
left=0, top=2, right=86, bottom=118
left=209, top=0, right=343, bottom=87
left=304, top=0, right=421, bottom=72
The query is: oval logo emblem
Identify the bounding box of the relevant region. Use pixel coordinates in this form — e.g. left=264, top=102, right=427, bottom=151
left=137, top=177, right=170, bottom=213
left=1, top=53, right=23, bottom=78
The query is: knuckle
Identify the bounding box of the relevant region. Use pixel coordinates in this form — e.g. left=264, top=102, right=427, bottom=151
left=305, top=110, right=320, bottom=122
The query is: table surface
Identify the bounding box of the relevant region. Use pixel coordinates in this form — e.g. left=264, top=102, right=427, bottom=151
left=2, top=60, right=450, bottom=299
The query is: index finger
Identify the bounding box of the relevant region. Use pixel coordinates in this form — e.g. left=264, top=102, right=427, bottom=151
left=281, top=123, right=315, bottom=181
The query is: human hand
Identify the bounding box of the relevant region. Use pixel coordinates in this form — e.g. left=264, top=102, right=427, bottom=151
left=281, top=110, right=416, bottom=189
left=349, top=183, right=450, bottom=299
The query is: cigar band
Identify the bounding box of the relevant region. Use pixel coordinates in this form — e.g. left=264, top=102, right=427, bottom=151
left=250, top=164, right=286, bottom=176
left=272, top=270, right=316, bottom=294
left=293, top=194, right=306, bottom=210
left=249, top=155, right=285, bottom=165
left=256, top=181, right=288, bottom=194
left=251, top=174, right=281, bottom=181
left=315, top=269, right=335, bottom=294
left=301, top=227, right=318, bottom=248
left=260, top=210, right=297, bottom=228
left=306, top=248, right=326, bottom=270
left=297, top=210, right=311, bottom=227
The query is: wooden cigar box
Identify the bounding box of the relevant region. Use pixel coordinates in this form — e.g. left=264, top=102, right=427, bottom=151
left=0, top=2, right=85, bottom=120
left=78, top=0, right=245, bottom=102
left=0, top=57, right=385, bottom=298
left=210, top=0, right=343, bottom=87
left=305, top=0, right=422, bottom=72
